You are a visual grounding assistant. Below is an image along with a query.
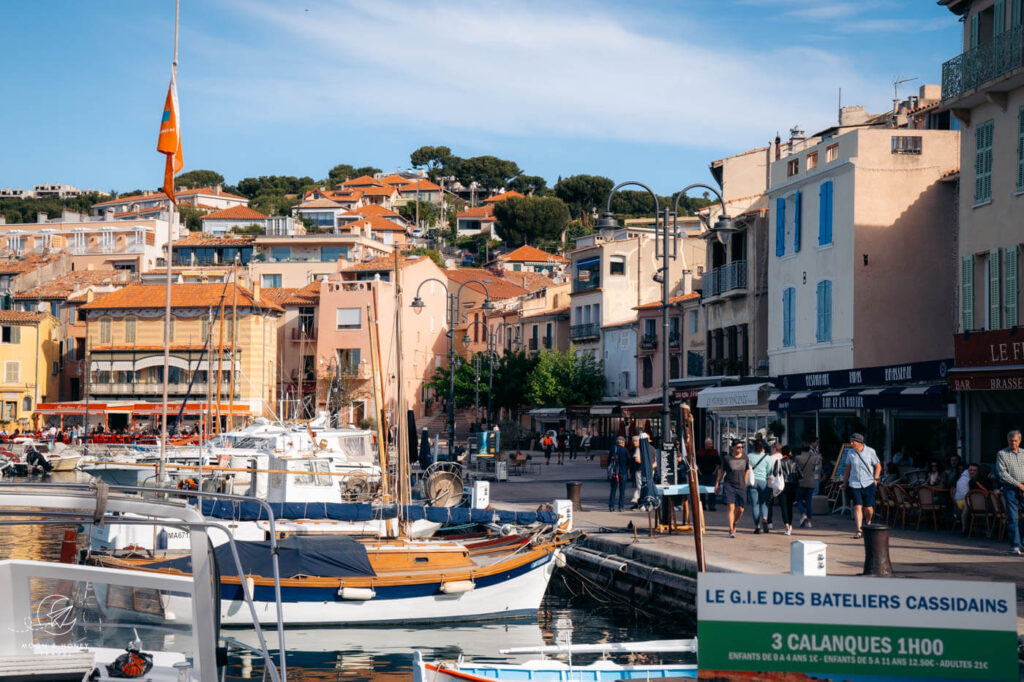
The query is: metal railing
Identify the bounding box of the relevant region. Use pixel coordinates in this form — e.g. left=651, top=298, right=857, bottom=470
left=640, top=333, right=658, bottom=350
left=528, top=338, right=539, bottom=350
left=569, top=323, right=600, bottom=341
left=706, top=260, right=747, bottom=297
left=942, top=25, right=1024, bottom=100
left=572, top=276, right=600, bottom=292
left=669, top=331, right=680, bottom=347
left=291, top=326, right=317, bottom=340
left=89, top=381, right=238, bottom=396
left=542, top=336, right=552, bottom=349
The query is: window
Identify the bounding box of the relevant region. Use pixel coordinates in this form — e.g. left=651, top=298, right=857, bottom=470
left=787, top=158, right=799, bottom=177
left=815, top=280, right=833, bottom=343
left=262, top=274, right=282, bottom=288
left=271, top=247, right=292, bottom=262
left=891, top=136, right=923, bottom=154
left=321, top=246, right=348, bottom=262
left=818, top=180, right=833, bottom=246
left=99, top=317, right=111, bottom=344
left=995, top=0, right=1007, bottom=34
left=2, top=402, right=14, bottom=420
left=688, top=310, right=698, bottom=334
left=775, top=197, right=786, bottom=257
left=782, top=287, right=796, bottom=347
left=1017, top=106, right=1024, bottom=192
left=1013, top=0, right=1023, bottom=28
left=202, top=318, right=210, bottom=342
left=125, top=316, right=136, bottom=344
left=49, top=301, right=60, bottom=317
left=609, top=255, right=626, bottom=275
left=336, top=308, right=361, bottom=330
left=641, top=357, right=653, bottom=389
left=22, top=397, right=30, bottom=412
left=975, top=120, right=994, bottom=204
left=670, top=355, right=680, bottom=379
left=806, top=152, right=818, bottom=170
left=643, top=319, right=657, bottom=337
left=826, top=143, right=839, bottom=163
left=1, top=326, right=20, bottom=344
left=4, top=361, right=19, bottom=384
left=962, top=254, right=975, bottom=332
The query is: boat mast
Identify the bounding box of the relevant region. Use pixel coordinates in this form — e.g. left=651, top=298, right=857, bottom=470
left=394, top=248, right=410, bottom=528
left=215, top=279, right=226, bottom=434
left=228, top=257, right=238, bottom=431
left=366, top=297, right=390, bottom=504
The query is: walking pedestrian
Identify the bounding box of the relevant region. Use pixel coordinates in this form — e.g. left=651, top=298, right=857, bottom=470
left=773, top=445, right=800, bottom=535
left=747, top=440, right=772, bottom=533
left=607, top=436, right=630, bottom=511
left=795, top=441, right=822, bottom=528
left=556, top=428, right=568, bottom=465
left=542, top=431, right=554, bottom=465
left=715, top=440, right=750, bottom=538
left=696, top=438, right=720, bottom=511
left=629, top=436, right=643, bottom=509
left=765, top=442, right=783, bottom=529
left=568, top=428, right=579, bottom=461
left=841, top=433, right=882, bottom=538
left=995, top=429, right=1024, bottom=555
left=581, top=429, right=593, bottom=460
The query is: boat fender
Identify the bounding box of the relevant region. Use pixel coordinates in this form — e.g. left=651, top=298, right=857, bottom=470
left=337, top=586, right=375, bottom=600
left=499, top=524, right=514, bottom=536
left=439, top=580, right=475, bottom=594
left=245, top=577, right=255, bottom=597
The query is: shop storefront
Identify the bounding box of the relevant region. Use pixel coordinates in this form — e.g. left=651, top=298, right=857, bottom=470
left=771, top=359, right=955, bottom=466
left=949, top=330, right=1024, bottom=465
left=696, top=383, right=774, bottom=450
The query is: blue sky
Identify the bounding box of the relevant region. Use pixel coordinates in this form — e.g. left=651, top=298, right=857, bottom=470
left=1, top=0, right=961, bottom=196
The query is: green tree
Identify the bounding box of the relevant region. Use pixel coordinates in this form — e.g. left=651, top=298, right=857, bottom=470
left=327, top=164, right=383, bottom=186
left=0, top=192, right=111, bottom=224
left=398, top=200, right=440, bottom=227
left=409, top=146, right=453, bottom=179
left=492, top=196, right=570, bottom=246
left=174, top=169, right=224, bottom=189
left=456, top=155, right=521, bottom=191
left=235, top=175, right=315, bottom=200
left=405, top=246, right=444, bottom=268
left=564, top=219, right=592, bottom=243
left=249, top=193, right=300, bottom=216
left=490, top=351, right=538, bottom=416
left=425, top=354, right=486, bottom=410
left=526, top=349, right=604, bottom=408
left=178, top=204, right=205, bottom=232
left=553, top=174, right=614, bottom=221
left=506, top=175, right=548, bottom=195
left=230, top=224, right=265, bottom=235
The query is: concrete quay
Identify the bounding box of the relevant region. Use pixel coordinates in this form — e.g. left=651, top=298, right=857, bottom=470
left=483, top=452, right=1024, bottom=632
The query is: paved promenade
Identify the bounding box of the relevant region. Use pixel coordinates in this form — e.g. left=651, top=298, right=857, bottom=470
left=484, top=452, right=1024, bottom=631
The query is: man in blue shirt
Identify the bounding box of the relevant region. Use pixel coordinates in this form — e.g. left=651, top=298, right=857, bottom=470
left=841, top=433, right=882, bottom=539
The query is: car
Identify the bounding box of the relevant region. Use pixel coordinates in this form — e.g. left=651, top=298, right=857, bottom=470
left=411, top=228, right=425, bottom=238
left=460, top=254, right=476, bottom=266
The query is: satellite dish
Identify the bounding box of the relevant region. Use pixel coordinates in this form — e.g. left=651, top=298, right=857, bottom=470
left=37, top=302, right=47, bottom=313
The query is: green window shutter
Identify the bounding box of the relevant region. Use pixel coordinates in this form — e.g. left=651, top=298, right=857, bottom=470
left=1018, top=107, right=1024, bottom=192
left=962, top=255, right=975, bottom=332
left=1006, top=245, right=1019, bottom=328
left=989, top=248, right=1002, bottom=329
left=970, top=13, right=980, bottom=47
left=975, top=122, right=994, bottom=204
left=995, top=0, right=1007, bottom=34
left=1012, top=0, right=1023, bottom=27
left=793, top=191, right=802, bottom=252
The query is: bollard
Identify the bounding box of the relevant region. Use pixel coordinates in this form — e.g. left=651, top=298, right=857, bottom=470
left=566, top=481, right=583, bottom=512
left=861, top=523, right=894, bottom=577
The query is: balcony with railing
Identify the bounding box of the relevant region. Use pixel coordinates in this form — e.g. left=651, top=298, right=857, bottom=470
left=542, top=336, right=552, bottom=349
left=640, top=333, right=658, bottom=350
left=572, top=275, right=600, bottom=293
left=569, top=323, right=600, bottom=342
left=528, top=337, right=539, bottom=351
left=705, top=260, right=747, bottom=298
left=669, top=331, right=680, bottom=348
left=291, top=325, right=318, bottom=341
left=942, top=25, right=1024, bottom=102
left=89, top=381, right=238, bottom=397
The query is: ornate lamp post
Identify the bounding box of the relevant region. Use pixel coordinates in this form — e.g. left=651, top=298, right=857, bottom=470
left=461, top=319, right=521, bottom=428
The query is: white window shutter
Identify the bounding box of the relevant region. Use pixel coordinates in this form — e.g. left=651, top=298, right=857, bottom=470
left=962, top=255, right=974, bottom=332
left=989, top=248, right=1002, bottom=329
left=1006, top=245, right=1019, bottom=328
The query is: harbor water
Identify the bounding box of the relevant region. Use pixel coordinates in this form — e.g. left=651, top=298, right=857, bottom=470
left=0, top=474, right=696, bottom=681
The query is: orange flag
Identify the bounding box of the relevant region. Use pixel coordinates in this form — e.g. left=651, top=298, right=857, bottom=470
left=157, top=75, right=183, bottom=203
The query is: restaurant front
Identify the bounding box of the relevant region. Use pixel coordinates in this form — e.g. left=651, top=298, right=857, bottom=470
left=949, top=330, right=1024, bottom=465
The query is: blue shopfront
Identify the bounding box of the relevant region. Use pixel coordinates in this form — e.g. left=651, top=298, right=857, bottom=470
left=770, top=359, right=955, bottom=470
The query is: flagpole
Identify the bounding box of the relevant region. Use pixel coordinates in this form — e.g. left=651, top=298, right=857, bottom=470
left=158, top=0, right=180, bottom=486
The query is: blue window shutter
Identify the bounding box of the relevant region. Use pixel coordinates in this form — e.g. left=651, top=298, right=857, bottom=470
left=782, top=289, right=789, bottom=347
left=818, top=181, right=833, bottom=246
left=823, top=281, right=832, bottom=342
left=775, top=198, right=785, bottom=257
left=815, top=282, right=824, bottom=342
left=1012, top=0, right=1022, bottom=28
left=793, top=191, right=802, bottom=252
left=970, top=13, right=980, bottom=48
left=788, top=288, right=796, bottom=346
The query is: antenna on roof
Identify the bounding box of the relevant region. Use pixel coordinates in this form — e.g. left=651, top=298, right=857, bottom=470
left=893, top=76, right=917, bottom=109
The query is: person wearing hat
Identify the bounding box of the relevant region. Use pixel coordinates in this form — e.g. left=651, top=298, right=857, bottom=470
left=841, top=433, right=882, bottom=538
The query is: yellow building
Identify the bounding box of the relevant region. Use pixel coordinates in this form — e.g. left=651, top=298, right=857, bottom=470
left=79, top=283, right=283, bottom=429
left=0, top=310, right=60, bottom=431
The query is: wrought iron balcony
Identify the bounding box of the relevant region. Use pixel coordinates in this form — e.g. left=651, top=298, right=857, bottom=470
left=569, top=323, right=600, bottom=341
left=291, top=326, right=317, bottom=341
left=669, top=331, right=680, bottom=348
left=706, top=260, right=747, bottom=297
left=528, top=337, right=539, bottom=351
left=942, top=25, right=1024, bottom=101
left=572, top=276, right=600, bottom=293
left=640, top=334, right=658, bottom=350
left=542, top=336, right=552, bottom=349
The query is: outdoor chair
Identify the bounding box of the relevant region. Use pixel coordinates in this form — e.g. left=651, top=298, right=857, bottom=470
left=915, top=485, right=944, bottom=530
left=964, top=489, right=992, bottom=538
left=988, top=490, right=1007, bottom=541
left=890, top=485, right=919, bottom=529
left=875, top=483, right=895, bottom=524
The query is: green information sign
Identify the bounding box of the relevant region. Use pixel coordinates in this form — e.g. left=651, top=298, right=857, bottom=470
left=697, top=573, right=1018, bottom=681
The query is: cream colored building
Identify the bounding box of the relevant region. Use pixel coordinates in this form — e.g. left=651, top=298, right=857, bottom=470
left=0, top=310, right=59, bottom=431
left=940, top=0, right=1024, bottom=463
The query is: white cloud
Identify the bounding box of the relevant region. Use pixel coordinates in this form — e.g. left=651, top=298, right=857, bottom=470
left=202, top=0, right=882, bottom=150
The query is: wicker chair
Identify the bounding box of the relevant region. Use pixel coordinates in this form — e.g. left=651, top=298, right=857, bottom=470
left=964, top=489, right=992, bottom=538
left=875, top=484, right=895, bottom=524
left=988, top=490, right=1007, bottom=541
left=915, top=485, right=944, bottom=530
left=890, top=485, right=919, bottom=529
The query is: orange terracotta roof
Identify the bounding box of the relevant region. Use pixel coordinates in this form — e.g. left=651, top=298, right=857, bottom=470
left=343, top=216, right=407, bottom=232
left=262, top=280, right=321, bottom=306
left=398, top=179, right=441, bottom=192
left=93, top=186, right=248, bottom=206
left=492, top=244, right=568, bottom=264
left=0, top=309, right=48, bottom=323
left=339, top=254, right=420, bottom=272
left=360, top=186, right=397, bottom=197
left=13, top=270, right=126, bottom=301
left=0, top=254, right=59, bottom=275
left=80, top=283, right=283, bottom=313
left=496, top=271, right=557, bottom=293
left=173, top=234, right=256, bottom=247
left=457, top=206, right=495, bottom=219
left=634, top=292, right=700, bottom=310
left=201, top=205, right=268, bottom=221
left=483, top=191, right=524, bottom=204
left=444, top=269, right=528, bottom=300
left=340, top=176, right=385, bottom=188
left=342, top=204, right=402, bottom=218
left=521, top=305, right=570, bottom=320
left=298, top=198, right=344, bottom=209
left=379, top=174, right=414, bottom=186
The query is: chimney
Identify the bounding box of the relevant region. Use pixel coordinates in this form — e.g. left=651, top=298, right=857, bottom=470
left=104, top=208, right=115, bottom=221
left=215, top=184, right=222, bottom=195
left=839, top=105, right=870, bottom=126
left=253, top=279, right=261, bottom=301
left=774, top=133, right=781, bottom=161
left=683, top=269, right=693, bottom=294
left=37, top=212, right=48, bottom=224
left=788, top=124, right=805, bottom=151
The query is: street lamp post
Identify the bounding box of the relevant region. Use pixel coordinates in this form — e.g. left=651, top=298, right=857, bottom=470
left=411, top=278, right=495, bottom=459
left=462, top=319, right=520, bottom=429
left=595, top=182, right=735, bottom=484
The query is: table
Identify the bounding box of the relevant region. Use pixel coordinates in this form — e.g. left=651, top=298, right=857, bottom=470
left=655, top=484, right=716, bottom=532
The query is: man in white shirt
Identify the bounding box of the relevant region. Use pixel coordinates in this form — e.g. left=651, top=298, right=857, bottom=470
left=841, top=433, right=882, bottom=538
left=954, top=464, right=982, bottom=532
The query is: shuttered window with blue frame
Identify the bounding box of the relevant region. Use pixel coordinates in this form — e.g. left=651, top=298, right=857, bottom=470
left=793, top=191, right=802, bottom=252
left=782, top=287, right=796, bottom=347
left=815, top=280, right=833, bottom=343
left=775, top=198, right=786, bottom=257
left=818, top=181, right=833, bottom=246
